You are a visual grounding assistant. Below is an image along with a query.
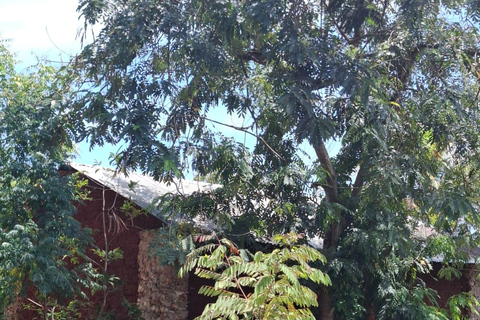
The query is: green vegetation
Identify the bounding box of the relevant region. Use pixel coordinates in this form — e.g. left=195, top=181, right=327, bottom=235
left=0, top=42, right=125, bottom=320
left=0, top=41, right=92, bottom=317
left=72, top=0, right=480, bottom=318
left=2, top=0, right=480, bottom=318
left=179, top=233, right=330, bottom=320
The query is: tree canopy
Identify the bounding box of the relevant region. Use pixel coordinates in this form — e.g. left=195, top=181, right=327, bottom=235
left=70, top=0, right=480, bottom=318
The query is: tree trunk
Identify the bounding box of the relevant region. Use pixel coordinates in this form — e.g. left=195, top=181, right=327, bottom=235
left=318, top=289, right=335, bottom=320
left=313, top=140, right=342, bottom=320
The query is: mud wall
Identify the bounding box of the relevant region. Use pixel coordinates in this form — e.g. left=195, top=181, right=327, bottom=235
left=4, top=297, right=20, bottom=320
left=16, top=174, right=164, bottom=319
left=420, top=263, right=470, bottom=307
left=420, top=262, right=475, bottom=315
left=74, top=176, right=164, bottom=317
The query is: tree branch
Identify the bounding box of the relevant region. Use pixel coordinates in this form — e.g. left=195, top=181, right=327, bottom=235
left=320, top=0, right=353, bottom=45
left=351, top=164, right=364, bottom=202
left=240, top=50, right=267, bottom=65
left=392, top=43, right=440, bottom=103
left=203, top=117, right=286, bottom=163
left=313, top=141, right=338, bottom=203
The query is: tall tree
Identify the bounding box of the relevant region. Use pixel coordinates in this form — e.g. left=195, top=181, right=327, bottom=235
left=74, top=0, right=480, bottom=318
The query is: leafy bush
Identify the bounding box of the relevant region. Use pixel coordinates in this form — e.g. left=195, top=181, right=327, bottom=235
left=180, top=232, right=331, bottom=319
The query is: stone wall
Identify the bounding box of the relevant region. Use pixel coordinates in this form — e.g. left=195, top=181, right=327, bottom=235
left=467, top=267, right=480, bottom=320
left=3, top=297, right=20, bottom=320
left=137, top=230, right=189, bottom=320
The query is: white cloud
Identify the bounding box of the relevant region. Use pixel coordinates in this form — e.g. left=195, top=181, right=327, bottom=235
left=0, top=0, right=95, bottom=67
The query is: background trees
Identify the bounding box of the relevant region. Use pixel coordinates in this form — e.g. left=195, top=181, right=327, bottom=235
left=52, top=0, right=480, bottom=318
left=0, top=42, right=94, bottom=318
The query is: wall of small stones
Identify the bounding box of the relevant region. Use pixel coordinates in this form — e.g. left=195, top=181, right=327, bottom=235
left=137, top=230, right=189, bottom=320
left=3, top=297, right=20, bottom=320
left=466, top=267, right=480, bottom=320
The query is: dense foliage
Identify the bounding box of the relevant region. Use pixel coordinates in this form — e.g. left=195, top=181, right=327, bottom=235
left=47, top=0, right=480, bottom=318
left=0, top=42, right=94, bottom=319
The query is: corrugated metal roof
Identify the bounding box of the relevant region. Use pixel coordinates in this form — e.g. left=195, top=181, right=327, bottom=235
left=70, top=163, right=221, bottom=229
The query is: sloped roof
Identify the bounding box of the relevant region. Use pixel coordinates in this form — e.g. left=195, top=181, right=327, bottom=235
left=70, top=163, right=220, bottom=230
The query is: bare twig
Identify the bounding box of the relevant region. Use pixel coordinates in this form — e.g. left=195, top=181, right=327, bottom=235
left=203, top=116, right=286, bottom=163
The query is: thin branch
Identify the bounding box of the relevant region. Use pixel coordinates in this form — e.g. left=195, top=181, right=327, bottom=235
left=471, top=85, right=480, bottom=109
left=214, top=234, right=249, bottom=300
left=203, top=117, right=286, bottom=163
left=391, top=43, right=440, bottom=103
left=320, top=0, right=353, bottom=45
left=239, top=58, right=259, bottom=126
left=464, top=48, right=480, bottom=58
left=46, top=27, right=72, bottom=57
left=27, top=298, right=43, bottom=309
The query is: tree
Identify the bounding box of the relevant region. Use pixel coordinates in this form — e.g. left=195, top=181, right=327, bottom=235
left=0, top=41, right=93, bottom=319
left=73, top=0, right=480, bottom=319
